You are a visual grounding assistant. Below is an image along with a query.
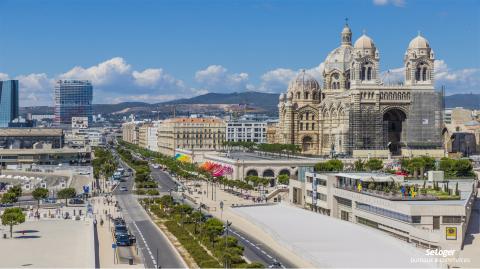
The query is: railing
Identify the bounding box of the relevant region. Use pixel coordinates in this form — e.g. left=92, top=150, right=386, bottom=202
left=335, top=184, right=439, bottom=201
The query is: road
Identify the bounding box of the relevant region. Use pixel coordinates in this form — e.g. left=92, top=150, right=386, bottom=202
left=149, top=165, right=294, bottom=268
left=111, top=150, right=186, bottom=269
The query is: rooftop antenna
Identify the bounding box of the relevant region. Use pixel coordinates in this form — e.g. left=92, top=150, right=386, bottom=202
left=417, top=30, right=421, bottom=36
left=345, top=17, right=349, bottom=26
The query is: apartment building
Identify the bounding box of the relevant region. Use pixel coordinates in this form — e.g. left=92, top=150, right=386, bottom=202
left=138, top=121, right=161, bottom=152
left=289, top=169, right=477, bottom=250
left=226, top=115, right=270, bottom=143
left=121, top=121, right=140, bottom=145
left=157, top=117, right=226, bottom=156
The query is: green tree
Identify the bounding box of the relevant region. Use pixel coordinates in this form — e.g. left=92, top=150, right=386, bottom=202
left=277, top=174, right=289, bottom=185
left=57, top=188, right=77, bottom=206
left=32, top=187, right=49, bottom=213
left=454, top=159, right=474, bottom=177
left=1, top=207, right=25, bottom=238
left=203, top=218, right=224, bottom=247
left=8, top=185, right=22, bottom=199
left=191, top=211, right=203, bottom=234
left=365, top=158, right=383, bottom=171
left=354, top=159, right=365, bottom=171
left=314, top=159, right=344, bottom=172
left=439, top=158, right=456, bottom=177
left=1, top=192, right=18, bottom=204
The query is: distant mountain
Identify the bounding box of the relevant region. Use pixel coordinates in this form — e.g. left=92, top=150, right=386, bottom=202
left=20, top=92, right=479, bottom=116
left=164, top=91, right=279, bottom=108
left=444, top=93, right=480, bottom=109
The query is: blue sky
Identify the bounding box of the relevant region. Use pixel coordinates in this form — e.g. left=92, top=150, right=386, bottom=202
left=0, top=0, right=479, bottom=105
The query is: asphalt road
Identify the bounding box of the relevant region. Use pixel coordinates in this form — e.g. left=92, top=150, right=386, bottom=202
left=149, top=166, right=294, bottom=268
left=111, top=150, right=186, bottom=269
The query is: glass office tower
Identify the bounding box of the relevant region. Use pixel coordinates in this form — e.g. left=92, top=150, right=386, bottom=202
left=0, top=80, right=19, bottom=127
left=54, top=80, right=93, bottom=126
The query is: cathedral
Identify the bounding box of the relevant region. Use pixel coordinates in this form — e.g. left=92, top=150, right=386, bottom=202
left=271, top=23, right=443, bottom=156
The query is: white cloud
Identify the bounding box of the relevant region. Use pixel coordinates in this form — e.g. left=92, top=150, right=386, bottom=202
left=195, top=65, right=249, bottom=92
left=257, top=63, right=324, bottom=93
left=381, top=59, right=480, bottom=94
left=59, top=57, right=131, bottom=86
left=132, top=68, right=186, bottom=91
left=4, top=57, right=194, bottom=105
left=373, top=0, right=405, bottom=7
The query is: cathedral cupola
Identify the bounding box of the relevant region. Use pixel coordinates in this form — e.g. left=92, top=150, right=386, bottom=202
left=288, top=70, right=321, bottom=103
left=351, top=31, right=380, bottom=86
left=404, top=32, right=435, bottom=86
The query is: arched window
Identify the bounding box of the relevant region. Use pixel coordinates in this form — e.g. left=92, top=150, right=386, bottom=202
left=361, top=67, right=366, bottom=80
left=367, top=67, right=372, bottom=80
left=304, top=92, right=309, bottom=99
left=312, top=92, right=317, bottom=100
left=415, top=67, right=421, bottom=81
left=422, top=67, right=427, bottom=81
left=311, top=123, right=315, bottom=130
left=299, top=122, right=303, bottom=130
left=296, top=92, right=301, bottom=99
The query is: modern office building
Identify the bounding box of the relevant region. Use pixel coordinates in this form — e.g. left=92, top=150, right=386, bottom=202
left=157, top=117, right=226, bottom=156
left=0, top=80, right=19, bottom=127
left=54, top=80, right=93, bottom=126
left=289, top=169, right=477, bottom=250
left=226, top=115, right=268, bottom=143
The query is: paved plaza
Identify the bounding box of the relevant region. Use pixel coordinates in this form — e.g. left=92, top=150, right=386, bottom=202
left=0, top=217, right=94, bottom=268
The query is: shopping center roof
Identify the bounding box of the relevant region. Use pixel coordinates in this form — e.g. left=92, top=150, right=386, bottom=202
left=233, top=203, right=438, bottom=268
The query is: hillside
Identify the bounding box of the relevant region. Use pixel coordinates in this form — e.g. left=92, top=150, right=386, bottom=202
left=165, top=91, right=279, bottom=107
left=20, top=92, right=479, bottom=116
left=444, top=93, right=480, bottom=109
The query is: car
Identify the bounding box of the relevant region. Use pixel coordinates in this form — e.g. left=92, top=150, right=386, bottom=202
left=115, top=233, right=132, bottom=246
left=0, top=203, right=13, bottom=208
left=43, top=197, right=57, bottom=204
left=69, top=198, right=85, bottom=205
left=268, top=261, right=283, bottom=268
left=119, top=186, right=128, bottom=192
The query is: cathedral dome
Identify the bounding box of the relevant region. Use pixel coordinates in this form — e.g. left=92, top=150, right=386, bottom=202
left=354, top=34, right=375, bottom=49
left=324, top=45, right=353, bottom=73
left=288, top=70, right=320, bottom=93
left=408, top=34, right=430, bottom=49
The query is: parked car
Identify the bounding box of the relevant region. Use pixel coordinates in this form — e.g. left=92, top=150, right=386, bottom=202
left=119, top=186, right=128, bottom=192
left=69, top=198, right=85, bottom=205
left=43, top=197, right=57, bottom=204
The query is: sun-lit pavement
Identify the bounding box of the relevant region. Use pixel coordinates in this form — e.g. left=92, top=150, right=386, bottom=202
left=454, top=188, right=480, bottom=268
left=0, top=216, right=94, bottom=268
left=181, top=179, right=314, bottom=268
left=232, top=203, right=441, bottom=268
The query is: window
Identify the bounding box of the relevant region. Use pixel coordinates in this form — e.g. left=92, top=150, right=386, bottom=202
left=335, top=196, right=352, bottom=208
left=311, top=123, right=315, bottom=130
left=412, top=216, right=421, bottom=224
left=443, top=216, right=462, bottom=224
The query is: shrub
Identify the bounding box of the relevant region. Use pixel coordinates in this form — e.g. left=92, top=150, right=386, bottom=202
left=146, top=189, right=160, bottom=196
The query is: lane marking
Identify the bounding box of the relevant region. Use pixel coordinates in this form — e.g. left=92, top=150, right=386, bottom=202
left=266, top=254, right=273, bottom=259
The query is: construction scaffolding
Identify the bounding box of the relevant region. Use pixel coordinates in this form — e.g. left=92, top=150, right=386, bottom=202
left=346, top=90, right=444, bottom=155
left=403, top=90, right=444, bottom=149
left=347, top=106, right=386, bottom=153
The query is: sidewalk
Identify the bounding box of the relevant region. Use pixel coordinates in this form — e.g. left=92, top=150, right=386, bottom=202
left=183, top=180, right=314, bottom=268
left=91, top=196, right=143, bottom=268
